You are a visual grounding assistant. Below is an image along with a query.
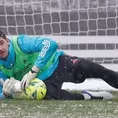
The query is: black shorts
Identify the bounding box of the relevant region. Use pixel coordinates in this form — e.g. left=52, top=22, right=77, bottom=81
left=44, top=54, right=81, bottom=87
left=43, top=55, right=84, bottom=100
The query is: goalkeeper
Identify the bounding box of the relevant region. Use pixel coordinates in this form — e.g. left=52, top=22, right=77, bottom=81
left=0, top=31, right=116, bottom=100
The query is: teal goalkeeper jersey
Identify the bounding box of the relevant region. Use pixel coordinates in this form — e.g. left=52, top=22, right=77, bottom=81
left=0, top=34, right=64, bottom=99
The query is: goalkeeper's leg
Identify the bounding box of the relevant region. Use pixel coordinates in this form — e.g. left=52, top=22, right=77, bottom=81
left=44, top=78, right=113, bottom=100
left=74, top=58, right=118, bottom=89
left=44, top=89, right=84, bottom=100
left=44, top=79, right=84, bottom=100
left=44, top=89, right=113, bottom=100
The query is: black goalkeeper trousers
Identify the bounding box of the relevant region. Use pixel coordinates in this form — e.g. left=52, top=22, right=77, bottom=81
left=44, top=54, right=118, bottom=100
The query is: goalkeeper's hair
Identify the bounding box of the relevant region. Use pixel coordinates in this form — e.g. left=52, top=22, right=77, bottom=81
left=0, top=30, right=6, bottom=39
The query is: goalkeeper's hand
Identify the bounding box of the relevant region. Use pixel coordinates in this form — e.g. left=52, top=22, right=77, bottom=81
left=1, top=77, right=16, bottom=98
left=21, top=65, right=39, bottom=90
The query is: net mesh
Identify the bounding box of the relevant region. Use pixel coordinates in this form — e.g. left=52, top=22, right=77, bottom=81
left=0, top=0, right=118, bottom=36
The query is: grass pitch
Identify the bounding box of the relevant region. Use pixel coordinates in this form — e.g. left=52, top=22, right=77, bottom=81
left=0, top=91, right=118, bottom=118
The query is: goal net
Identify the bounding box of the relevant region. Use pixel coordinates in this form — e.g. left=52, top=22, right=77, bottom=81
left=0, top=0, right=118, bottom=90
left=0, top=0, right=118, bottom=35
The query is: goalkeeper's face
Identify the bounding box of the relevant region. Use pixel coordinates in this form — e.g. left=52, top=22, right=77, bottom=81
left=0, top=37, right=9, bottom=59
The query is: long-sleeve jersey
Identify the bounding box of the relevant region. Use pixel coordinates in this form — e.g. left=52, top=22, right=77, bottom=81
left=0, top=34, right=64, bottom=99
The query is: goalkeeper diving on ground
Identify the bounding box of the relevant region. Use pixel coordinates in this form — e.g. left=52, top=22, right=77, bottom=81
left=0, top=30, right=117, bottom=100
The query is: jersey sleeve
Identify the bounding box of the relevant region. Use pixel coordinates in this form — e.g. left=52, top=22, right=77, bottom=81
left=17, top=35, right=58, bottom=69
left=34, top=37, right=58, bottom=68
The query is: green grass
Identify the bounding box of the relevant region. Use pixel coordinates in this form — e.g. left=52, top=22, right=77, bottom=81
left=0, top=91, right=118, bottom=118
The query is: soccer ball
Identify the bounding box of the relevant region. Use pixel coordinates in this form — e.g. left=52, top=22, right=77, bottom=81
left=22, top=78, right=47, bottom=100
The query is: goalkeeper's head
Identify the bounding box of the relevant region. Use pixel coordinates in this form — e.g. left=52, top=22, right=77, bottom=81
left=0, top=30, right=9, bottom=59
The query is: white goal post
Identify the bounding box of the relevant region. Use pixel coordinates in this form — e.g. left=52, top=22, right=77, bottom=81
left=0, top=0, right=118, bottom=90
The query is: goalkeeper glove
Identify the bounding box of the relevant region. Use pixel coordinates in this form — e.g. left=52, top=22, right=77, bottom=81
left=21, top=65, right=39, bottom=90
left=2, top=78, right=16, bottom=98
